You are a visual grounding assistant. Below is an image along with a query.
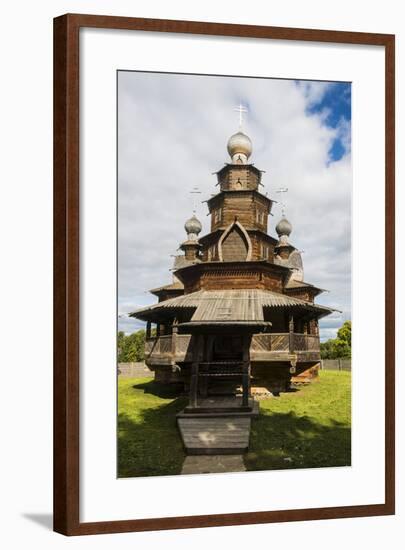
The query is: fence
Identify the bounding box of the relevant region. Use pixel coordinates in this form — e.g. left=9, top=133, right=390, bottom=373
left=118, top=362, right=153, bottom=378
left=320, top=359, right=351, bottom=371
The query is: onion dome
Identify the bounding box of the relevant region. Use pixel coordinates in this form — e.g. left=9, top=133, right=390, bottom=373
left=184, top=214, right=202, bottom=241
left=227, top=131, right=252, bottom=164
left=276, top=217, right=292, bottom=238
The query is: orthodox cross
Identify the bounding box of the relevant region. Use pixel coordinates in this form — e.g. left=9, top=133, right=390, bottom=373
left=276, top=187, right=289, bottom=216
left=234, top=103, right=248, bottom=129
left=190, top=187, right=202, bottom=213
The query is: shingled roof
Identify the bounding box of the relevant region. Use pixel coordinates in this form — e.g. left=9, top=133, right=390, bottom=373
left=130, top=288, right=335, bottom=322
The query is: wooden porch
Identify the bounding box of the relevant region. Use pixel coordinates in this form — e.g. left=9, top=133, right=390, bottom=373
left=145, top=331, right=320, bottom=366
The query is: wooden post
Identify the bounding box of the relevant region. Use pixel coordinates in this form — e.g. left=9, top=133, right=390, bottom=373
left=242, top=334, right=251, bottom=408
left=146, top=321, right=151, bottom=339
left=289, top=314, right=294, bottom=353
left=171, top=318, right=178, bottom=366
left=207, top=335, right=215, bottom=362
left=201, top=335, right=214, bottom=398
left=189, top=334, right=203, bottom=408
left=156, top=323, right=161, bottom=338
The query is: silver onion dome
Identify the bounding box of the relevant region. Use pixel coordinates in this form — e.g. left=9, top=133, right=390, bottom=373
left=227, top=131, right=252, bottom=162
left=184, top=214, right=202, bottom=240
left=276, top=217, right=292, bottom=238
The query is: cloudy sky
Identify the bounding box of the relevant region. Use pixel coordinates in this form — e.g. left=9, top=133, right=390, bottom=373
left=118, top=71, right=351, bottom=341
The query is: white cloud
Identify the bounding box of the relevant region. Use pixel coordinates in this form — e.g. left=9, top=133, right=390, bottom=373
left=118, top=72, right=351, bottom=340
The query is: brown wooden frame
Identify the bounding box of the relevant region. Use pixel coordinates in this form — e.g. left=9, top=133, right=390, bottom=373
left=54, top=13, right=395, bottom=536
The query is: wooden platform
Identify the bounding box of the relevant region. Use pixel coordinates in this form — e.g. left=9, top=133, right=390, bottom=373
left=177, top=396, right=258, bottom=455
left=177, top=417, right=251, bottom=455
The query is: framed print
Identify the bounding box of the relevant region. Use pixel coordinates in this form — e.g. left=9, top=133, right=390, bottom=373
left=53, top=14, right=395, bottom=535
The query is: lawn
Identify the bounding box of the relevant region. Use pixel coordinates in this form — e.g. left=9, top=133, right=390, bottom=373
left=118, top=371, right=351, bottom=478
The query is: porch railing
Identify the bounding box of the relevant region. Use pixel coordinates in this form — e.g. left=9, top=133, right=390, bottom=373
left=145, top=332, right=320, bottom=364
left=250, top=333, right=320, bottom=353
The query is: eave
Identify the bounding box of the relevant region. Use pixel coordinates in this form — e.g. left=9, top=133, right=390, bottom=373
left=206, top=189, right=273, bottom=210
left=198, top=229, right=278, bottom=247
left=214, top=163, right=263, bottom=178
left=173, top=259, right=292, bottom=285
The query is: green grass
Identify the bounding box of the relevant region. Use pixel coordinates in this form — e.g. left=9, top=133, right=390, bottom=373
left=118, top=379, right=188, bottom=477
left=245, top=371, right=351, bottom=471
left=118, top=371, right=351, bottom=477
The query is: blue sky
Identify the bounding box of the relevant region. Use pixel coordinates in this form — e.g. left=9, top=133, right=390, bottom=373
left=118, top=74, right=351, bottom=342
left=305, top=81, right=351, bottom=162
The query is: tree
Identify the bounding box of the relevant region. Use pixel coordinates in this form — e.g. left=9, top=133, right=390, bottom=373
left=117, top=329, right=146, bottom=362
left=320, top=321, right=351, bottom=359
left=337, top=321, right=351, bottom=348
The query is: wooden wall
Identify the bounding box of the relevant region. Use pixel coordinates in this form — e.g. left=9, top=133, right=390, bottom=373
left=183, top=265, right=285, bottom=293
left=217, top=165, right=261, bottom=191
left=209, top=192, right=271, bottom=232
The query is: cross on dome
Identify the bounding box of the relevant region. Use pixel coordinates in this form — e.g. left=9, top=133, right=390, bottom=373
left=276, top=187, right=289, bottom=217
left=227, top=103, right=252, bottom=164
left=234, top=102, right=248, bottom=129
left=190, top=187, right=201, bottom=214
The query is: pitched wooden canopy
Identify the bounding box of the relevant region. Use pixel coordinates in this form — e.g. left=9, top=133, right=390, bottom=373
left=130, top=288, right=335, bottom=322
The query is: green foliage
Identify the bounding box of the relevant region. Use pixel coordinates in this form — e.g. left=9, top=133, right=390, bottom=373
left=320, top=320, right=351, bottom=359
left=118, top=329, right=146, bottom=362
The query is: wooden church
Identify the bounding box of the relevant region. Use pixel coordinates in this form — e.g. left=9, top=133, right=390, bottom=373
left=131, top=117, right=334, bottom=454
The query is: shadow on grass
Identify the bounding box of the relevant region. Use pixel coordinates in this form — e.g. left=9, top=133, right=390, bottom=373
left=245, top=411, right=351, bottom=471
left=118, top=381, right=187, bottom=478
left=132, top=380, right=185, bottom=398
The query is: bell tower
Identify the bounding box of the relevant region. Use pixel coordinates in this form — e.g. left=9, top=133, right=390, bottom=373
left=199, top=105, right=277, bottom=262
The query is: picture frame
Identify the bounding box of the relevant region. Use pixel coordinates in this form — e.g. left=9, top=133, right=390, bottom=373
left=53, top=13, right=395, bottom=535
